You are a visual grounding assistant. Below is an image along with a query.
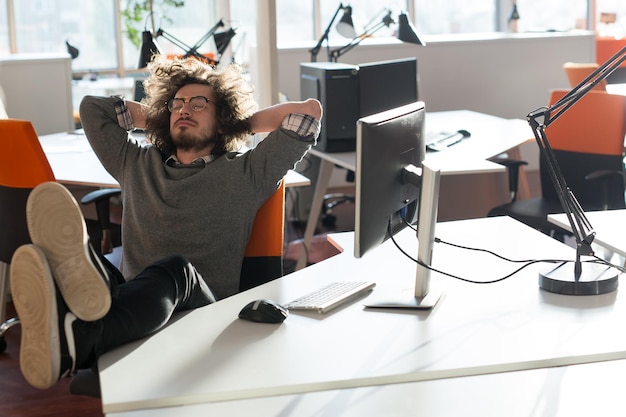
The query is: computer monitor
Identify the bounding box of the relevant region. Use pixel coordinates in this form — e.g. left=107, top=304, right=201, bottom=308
left=358, top=57, right=418, bottom=118
left=354, top=101, right=442, bottom=309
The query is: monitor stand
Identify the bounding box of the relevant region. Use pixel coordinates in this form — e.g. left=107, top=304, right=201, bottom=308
left=365, top=162, right=442, bottom=310
left=364, top=287, right=442, bottom=309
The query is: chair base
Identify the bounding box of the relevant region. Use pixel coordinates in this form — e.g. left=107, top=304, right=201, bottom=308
left=539, top=261, right=619, bottom=295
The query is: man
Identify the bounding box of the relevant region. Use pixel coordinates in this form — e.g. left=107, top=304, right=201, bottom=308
left=10, top=57, right=322, bottom=390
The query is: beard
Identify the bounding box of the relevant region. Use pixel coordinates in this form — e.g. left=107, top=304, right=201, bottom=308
left=172, top=126, right=219, bottom=152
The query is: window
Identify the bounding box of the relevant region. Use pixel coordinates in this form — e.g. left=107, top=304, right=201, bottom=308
left=14, top=1, right=117, bottom=71
left=415, top=0, right=495, bottom=34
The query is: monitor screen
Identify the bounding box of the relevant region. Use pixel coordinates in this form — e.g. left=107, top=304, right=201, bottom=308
left=358, top=57, right=418, bottom=118
left=354, top=101, right=442, bottom=309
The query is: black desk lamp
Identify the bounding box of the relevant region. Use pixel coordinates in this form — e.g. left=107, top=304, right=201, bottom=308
left=329, top=11, right=424, bottom=63
left=137, top=15, right=227, bottom=68
left=526, top=45, right=626, bottom=295
left=309, top=3, right=356, bottom=62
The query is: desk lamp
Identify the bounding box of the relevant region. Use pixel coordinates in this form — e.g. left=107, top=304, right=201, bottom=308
left=309, top=3, right=356, bottom=62
left=137, top=14, right=228, bottom=68
left=329, top=11, right=424, bottom=63
left=526, top=45, right=626, bottom=295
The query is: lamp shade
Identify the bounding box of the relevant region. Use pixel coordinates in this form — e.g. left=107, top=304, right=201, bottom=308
left=396, top=12, right=425, bottom=46
left=336, top=6, right=357, bottom=38
left=138, top=30, right=161, bottom=69
left=214, top=28, right=236, bottom=55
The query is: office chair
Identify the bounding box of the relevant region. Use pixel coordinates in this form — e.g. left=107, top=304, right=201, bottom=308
left=69, top=180, right=287, bottom=397
left=488, top=89, right=626, bottom=239
left=0, top=119, right=120, bottom=354
left=563, top=62, right=607, bottom=91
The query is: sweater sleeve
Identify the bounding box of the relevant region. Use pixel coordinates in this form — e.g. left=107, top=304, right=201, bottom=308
left=79, top=95, right=143, bottom=183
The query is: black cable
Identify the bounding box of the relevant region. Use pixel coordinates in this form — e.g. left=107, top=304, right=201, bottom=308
left=392, top=217, right=626, bottom=284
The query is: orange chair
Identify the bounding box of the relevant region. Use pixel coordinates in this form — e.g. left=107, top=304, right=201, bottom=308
left=239, top=181, right=286, bottom=291
left=563, top=62, right=607, bottom=91
left=0, top=119, right=120, bottom=353
left=488, top=89, right=626, bottom=237
left=0, top=120, right=56, bottom=353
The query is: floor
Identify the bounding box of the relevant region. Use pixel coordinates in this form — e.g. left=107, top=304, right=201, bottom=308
left=0, top=303, right=104, bottom=417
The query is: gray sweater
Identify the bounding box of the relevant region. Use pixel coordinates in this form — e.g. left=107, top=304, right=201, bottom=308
left=79, top=96, right=314, bottom=299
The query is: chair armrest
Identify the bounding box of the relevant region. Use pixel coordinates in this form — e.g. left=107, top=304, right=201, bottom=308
left=80, top=188, right=121, bottom=254
left=585, top=169, right=624, bottom=210
left=492, top=158, right=529, bottom=202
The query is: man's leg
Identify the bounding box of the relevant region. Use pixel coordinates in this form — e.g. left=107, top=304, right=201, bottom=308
left=11, top=182, right=215, bottom=389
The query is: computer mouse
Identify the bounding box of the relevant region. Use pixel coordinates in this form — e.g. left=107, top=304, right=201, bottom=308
left=238, top=299, right=289, bottom=323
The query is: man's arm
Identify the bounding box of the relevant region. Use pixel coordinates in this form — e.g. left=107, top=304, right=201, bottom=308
left=125, top=100, right=148, bottom=130
left=248, top=98, right=322, bottom=134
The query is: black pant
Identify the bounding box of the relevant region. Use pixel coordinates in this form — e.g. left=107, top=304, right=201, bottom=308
left=74, top=254, right=216, bottom=368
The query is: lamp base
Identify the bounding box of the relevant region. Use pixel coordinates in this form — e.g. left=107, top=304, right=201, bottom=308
left=539, top=261, right=619, bottom=295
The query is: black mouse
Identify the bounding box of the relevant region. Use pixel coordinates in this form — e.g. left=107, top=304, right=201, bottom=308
left=238, top=299, right=289, bottom=323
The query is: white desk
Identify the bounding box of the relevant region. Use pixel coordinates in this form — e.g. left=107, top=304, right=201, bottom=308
left=99, top=216, right=626, bottom=415
left=296, top=110, right=532, bottom=269
left=107, top=358, right=626, bottom=417
left=38, top=131, right=310, bottom=189
left=549, top=209, right=626, bottom=258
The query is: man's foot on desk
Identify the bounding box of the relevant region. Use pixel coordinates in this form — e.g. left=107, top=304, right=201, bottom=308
left=26, top=181, right=111, bottom=321
left=10, top=245, right=77, bottom=389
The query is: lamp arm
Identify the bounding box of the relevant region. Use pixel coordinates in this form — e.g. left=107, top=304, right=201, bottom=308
left=156, top=28, right=193, bottom=52
left=329, top=20, right=387, bottom=62
left=185, top=19, right=225, bottom=56
left=310, top=3, right=345, bottom=62
left=526, top=45, right=626, bottom=267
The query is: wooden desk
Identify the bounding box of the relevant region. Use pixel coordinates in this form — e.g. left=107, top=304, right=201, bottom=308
left=296, top=110, right=532, bottom=269
left=38, top=131, right=310, bottom=189
left=99, top=216, right=626, bottom=415
left=548, top=209, right=626, bottom=259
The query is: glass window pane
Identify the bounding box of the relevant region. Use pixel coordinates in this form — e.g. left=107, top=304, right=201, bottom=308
left=121, top=1, right=218, bottom=70
left=596, top=0, right=626, bottom=37
left=414, top=0, right=495, bottom=35
left=0, top=0, right=9, bottom=54
left=276, top=0, right=313, bottom=43
left=515, top=0, right=588, bottom=32
left=14, top=1, right=117, bottom=72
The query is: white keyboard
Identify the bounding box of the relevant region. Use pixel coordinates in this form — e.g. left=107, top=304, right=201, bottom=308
left=285, top=281, right=376, bottom=314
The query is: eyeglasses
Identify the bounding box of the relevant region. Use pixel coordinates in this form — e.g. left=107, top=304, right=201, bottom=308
left=166, top=96, right=213, bottom=112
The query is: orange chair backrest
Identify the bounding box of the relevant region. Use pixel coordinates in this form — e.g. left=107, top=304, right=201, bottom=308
left=546, top=89, right=626, bottom=156
left=244, top=180, right=285, bottom=258
left=0, top=119, right=55, bottom=187
left=563, top=62, right=607, bottom=91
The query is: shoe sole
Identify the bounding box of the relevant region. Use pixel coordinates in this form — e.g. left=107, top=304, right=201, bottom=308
left=26, top=182, right=111, bottom=321
left=10, top=245, right=60, bottom=389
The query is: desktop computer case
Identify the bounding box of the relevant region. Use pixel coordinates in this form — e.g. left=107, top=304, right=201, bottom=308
left=300, top=62, right=359, bottom=153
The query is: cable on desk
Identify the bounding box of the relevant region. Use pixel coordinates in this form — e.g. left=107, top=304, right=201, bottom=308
left=391, top=218, right=626, bottom=285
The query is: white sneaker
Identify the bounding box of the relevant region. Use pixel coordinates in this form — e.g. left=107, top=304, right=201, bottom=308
left=26, top=181, right=111, bottom=321
left=10, top=245, right=77, bottom=389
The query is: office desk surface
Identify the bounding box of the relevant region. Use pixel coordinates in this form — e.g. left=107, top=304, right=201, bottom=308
left=549, top=209, right=626, bottom=258
left=39, top=131, right=310, bottom=188
left=107, top=358, right=626, bottom=417
left=309, top=109, right=532, bottom=175
left=99, top=216, right=626, bottom=414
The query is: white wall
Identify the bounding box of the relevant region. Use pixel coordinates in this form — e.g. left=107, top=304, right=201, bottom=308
left=274, top=31, right=597, bottom=220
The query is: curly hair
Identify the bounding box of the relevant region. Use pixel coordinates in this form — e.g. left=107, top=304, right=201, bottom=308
left=141, top=57, right=257, bottom=157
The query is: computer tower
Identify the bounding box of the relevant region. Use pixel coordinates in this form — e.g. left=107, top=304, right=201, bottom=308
left=300, top=62, right=359, bottom=152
